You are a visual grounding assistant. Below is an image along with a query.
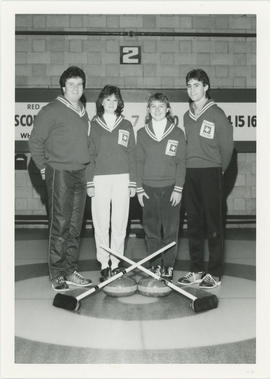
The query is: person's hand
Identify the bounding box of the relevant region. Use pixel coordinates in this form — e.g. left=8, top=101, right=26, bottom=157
left=87, top=187, right=95, bottom=197
left=170, top=191, right=182, bottom=207
left=129, top=188, right=136, bottom=198
left=40, top=170, right=45, bottom=181
left=137, top=191, right=149, bottom=207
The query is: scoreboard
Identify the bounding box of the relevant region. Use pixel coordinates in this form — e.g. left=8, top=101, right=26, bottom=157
left=15, top=88, right=256, bottom=152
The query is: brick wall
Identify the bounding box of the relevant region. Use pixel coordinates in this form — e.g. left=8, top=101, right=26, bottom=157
left=16, top=14, right=256, bottom=89
left=227, top=153, right=256, bottom=215
left=15, top=14, right=256, bottom=220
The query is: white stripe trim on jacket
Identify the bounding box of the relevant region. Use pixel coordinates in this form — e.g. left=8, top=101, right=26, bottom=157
left=56, top=96, right=86, bottom=118
left=95, top=115, right=123, bottom=132
left=188, top=100, right=215, bottom=121
left=145, top=121, right=176, bottom=142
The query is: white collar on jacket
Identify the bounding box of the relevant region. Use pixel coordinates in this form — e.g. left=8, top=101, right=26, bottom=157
left=95, top=115, right=123, bottom=132
left=188, top=100, right=215, bottom=121
left=57, top=96, right=86, bottom=118
left=145, top=119, right=176, bottom=142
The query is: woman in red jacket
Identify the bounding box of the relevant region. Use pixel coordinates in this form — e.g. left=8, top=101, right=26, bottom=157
left=136, top=93, right=186, bottom=280
left=87, top=85, right=136, bottom=282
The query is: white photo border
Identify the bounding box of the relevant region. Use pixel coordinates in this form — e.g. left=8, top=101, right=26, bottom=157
left=1, top=1, right=270, bottom=378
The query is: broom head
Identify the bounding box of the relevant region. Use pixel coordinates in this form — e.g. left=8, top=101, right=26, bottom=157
left=53, top=293, right=80, bottom=311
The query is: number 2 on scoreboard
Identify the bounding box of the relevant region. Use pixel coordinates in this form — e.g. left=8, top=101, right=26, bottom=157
left=120, top=46, right=141, bottom=64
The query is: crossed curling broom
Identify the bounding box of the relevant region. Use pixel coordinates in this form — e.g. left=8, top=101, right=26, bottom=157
left=53, top=241, right=218, bottom=313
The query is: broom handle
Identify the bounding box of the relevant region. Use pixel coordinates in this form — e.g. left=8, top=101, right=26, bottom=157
left=76, top=241, right=176, bottom=301
left=102, top=245, right=197, bottom=302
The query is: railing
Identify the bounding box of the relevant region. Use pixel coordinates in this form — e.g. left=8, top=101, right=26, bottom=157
left=15, top=214, right=256, bottom=228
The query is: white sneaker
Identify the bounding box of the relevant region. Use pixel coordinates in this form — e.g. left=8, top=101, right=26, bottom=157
left=51, top=275, right=70, bottom=292
left=177, top=271, right=205, bottom=285
left=199, top=273, right=221, bottom=289
left=150, top=265, right=163, bottom=277
left=65, top=271, right=92, bottom=287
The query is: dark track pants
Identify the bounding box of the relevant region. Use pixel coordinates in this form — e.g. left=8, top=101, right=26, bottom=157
left=45, top=165, right=86, bottom=280
left=185, top=167, right=224, bottom=277
left=143, top=184, right=180, bottom=267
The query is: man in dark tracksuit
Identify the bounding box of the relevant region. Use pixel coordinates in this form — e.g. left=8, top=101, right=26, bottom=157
left=29, top=66, right=92, bottom=291
left=178, top=69, right=234, bottom=289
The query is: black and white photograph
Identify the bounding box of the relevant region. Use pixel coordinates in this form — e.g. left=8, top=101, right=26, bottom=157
left=1, top=1, right=270, bottom=378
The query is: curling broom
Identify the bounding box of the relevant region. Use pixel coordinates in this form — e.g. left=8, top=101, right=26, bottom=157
left=101, top=245, right=218, bottom=313
left=53, top=241, right=176, bottom=311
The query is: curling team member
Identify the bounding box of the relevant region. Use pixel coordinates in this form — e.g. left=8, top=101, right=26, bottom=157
left=87, top=85, right=136, bottom=282
left=178, top=68, right=234, bottom=288
left=29, top=66, right=92, bottom=291
left=136, top=93, right=186, bottom=280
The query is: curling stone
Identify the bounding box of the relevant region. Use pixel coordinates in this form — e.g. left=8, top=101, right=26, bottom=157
left=103, top=276, right=137, bottom=297
left=138, top=277, right=172, bottom=297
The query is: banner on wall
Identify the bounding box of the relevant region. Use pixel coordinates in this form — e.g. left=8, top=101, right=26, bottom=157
left=15, top=101, right=256, bottom=141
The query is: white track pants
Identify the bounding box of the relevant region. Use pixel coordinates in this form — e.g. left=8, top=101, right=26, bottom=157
left=91, top=174, right=130, bottom=270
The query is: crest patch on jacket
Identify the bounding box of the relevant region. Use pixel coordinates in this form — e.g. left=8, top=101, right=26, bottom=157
left=200, top=120, right=215, bottom=139
left=118, top=129, right=130, bottom=147
left=165, top=139, right=178, bottom=156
